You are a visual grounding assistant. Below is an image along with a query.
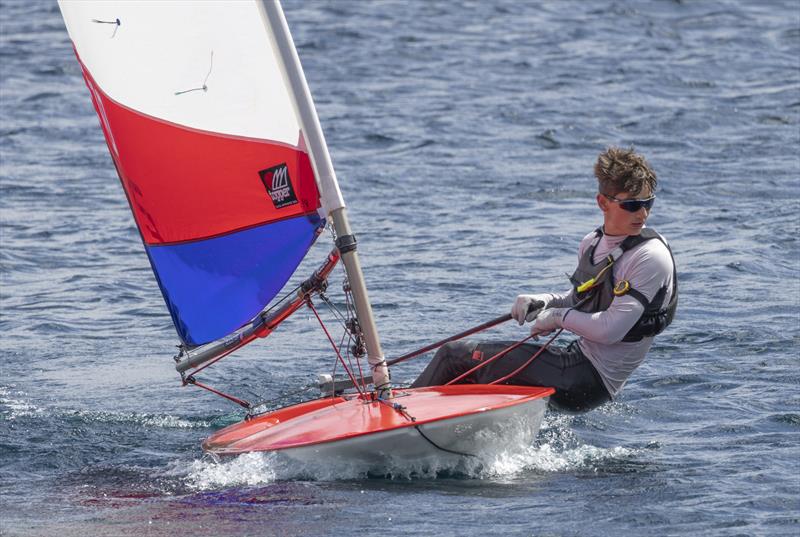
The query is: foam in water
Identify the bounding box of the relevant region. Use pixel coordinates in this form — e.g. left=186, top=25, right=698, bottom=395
left=69, top=409, right=212, bottom=429
left=184, top=412, right=640, bottom=489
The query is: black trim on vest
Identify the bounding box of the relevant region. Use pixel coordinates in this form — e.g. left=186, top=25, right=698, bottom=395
left=626, top=288, right=649, bottom=309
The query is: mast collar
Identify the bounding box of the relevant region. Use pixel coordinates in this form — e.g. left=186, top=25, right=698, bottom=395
left=335, top=234, right=358, bottom=254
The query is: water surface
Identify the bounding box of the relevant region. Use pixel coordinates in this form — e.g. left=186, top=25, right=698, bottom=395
left=1, top=1, right=798, bottom=535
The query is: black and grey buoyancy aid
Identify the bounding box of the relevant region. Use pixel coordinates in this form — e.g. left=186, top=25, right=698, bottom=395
left=569, top=227, right=678, bottom=342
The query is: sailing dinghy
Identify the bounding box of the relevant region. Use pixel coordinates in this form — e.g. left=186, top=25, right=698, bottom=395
left=59, top=0, right=553, bottom=466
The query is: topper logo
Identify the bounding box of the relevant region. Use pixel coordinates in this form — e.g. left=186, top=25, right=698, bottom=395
left=271, top=166, right=289, bottom=191
left=259, top=163, right=298, bottom=209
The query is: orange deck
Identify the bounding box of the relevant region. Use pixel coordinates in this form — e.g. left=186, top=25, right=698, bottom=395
left=203, top=384, right=554, bottom=454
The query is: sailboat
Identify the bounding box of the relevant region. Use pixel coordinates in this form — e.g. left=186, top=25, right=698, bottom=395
left=58, top=0, right=552, bottom=466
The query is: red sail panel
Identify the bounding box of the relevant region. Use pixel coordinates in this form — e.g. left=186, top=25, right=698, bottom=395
left=79, top=57, right=321, bottom=246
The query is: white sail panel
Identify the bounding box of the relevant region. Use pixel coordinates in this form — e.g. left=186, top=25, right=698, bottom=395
left=59, top=0, right=299, bottom=145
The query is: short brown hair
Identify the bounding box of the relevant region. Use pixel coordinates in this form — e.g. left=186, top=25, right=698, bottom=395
left=594, top=146, right=657, bottom=196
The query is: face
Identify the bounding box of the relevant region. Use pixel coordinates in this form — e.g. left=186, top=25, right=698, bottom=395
left=596, top=186, right=654, bottom=236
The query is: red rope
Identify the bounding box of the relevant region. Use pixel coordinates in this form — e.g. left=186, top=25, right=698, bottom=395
left=306, top=299, right=365, bottom=397
left=445, top=335, right=535, bottom=385
left=186, top=377, right=251, bottom=409
left=489, top=329, right=563, bottom=385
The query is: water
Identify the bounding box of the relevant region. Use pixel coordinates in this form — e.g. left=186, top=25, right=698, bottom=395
left=1, top=0, right=798, bottom=535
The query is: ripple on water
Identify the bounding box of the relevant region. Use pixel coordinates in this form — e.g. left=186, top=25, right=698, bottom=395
left=767, top=413, right=800, bottom=426
left=1, top=1, right=799, bottom=535
left=0, top=387, right=212, bottom=429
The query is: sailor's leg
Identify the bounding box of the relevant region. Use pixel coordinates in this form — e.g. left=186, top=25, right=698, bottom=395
left=409, top=341, right=479, bottom=388
left=469, top=341, right=611, bottom=412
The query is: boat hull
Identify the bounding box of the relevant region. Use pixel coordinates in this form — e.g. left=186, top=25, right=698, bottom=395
left=203, top=384, right=553, bottom=464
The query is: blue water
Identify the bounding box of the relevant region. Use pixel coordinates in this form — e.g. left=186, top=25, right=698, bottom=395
left=1, top=0, right=799, bottom=535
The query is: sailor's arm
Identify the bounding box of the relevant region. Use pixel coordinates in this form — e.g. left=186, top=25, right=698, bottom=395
left=511, top=289, right=575, bottom=324
left=560, top=296, right=645, bottom=344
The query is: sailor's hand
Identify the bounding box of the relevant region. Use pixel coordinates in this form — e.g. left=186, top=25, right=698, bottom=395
left=529, top=308, right=566, bottom=338
left=511, top=294, right=549, bottom=325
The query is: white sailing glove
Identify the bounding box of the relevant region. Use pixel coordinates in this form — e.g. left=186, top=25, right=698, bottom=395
left=511, top=294, right=550, bottom=325
left=529, top=308, right=567, bottom=338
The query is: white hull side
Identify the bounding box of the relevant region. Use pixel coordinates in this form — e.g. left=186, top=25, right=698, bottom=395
left=276, top=396, right=548, bottom=467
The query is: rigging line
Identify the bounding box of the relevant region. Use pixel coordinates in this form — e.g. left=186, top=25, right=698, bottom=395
left=326, top=272, right=367, bottom=390
left=353, top=342, right=367, bottom=390
left=338, top=327, right=359, bottom=389
left=339, top=316, right=364, bottom=391
left=175, top=50, right=214, bottom=95
left=185, top=376, right=250, bottom=409
left=322, top=326, right=349, bottom=397
left=444, top=335, right=535, bottom=386
left=376, top=398, right=415, bottom=421
left=325, top=311, right=356, bottom=396
left=340, top=317, right=365, bottom=392
left=342, top=284, right=367, bottom=388
left=488, top=294, right=594, bottom=384
left=346, top=344, right=366, bottom=393
left=307, top=299, right=365, bottom=397
left=264, top=283, right=302, bottom=315
left=249, top=383, right=316, bottom=411
left=414, top=426, right=477, bottom=458
left=333, top=300, right=353, bottom=380
left=489, top=329, right=563, bottom=385
left=318, top=293, right=350, bottom=331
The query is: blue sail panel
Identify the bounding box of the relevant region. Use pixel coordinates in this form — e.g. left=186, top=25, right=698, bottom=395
left=146, top=214, right=323, bottom=347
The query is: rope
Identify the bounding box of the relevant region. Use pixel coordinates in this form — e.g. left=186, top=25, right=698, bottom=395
left=248, top=383, right=317, bottom=412
left=342, top=278, right=368, bottom=387
left=185, top=376, right=250, bottom=409
left=489, top=329, right=563, bottom=385
left=307, top=299, right=365, bottom=397
left=444, top=335, right=535, bottom=385
left=484, top=295, right=593, bottom=384
left=414, top=426, right=477, bottom=458
left=376, top=398, right=416, bottom=422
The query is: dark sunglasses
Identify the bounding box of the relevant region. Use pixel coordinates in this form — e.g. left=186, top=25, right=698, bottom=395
left=603, top=193, right=656, bottom=213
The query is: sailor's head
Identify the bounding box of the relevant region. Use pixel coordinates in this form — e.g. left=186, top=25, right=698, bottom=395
left=594, top=146, right=657, bottom=236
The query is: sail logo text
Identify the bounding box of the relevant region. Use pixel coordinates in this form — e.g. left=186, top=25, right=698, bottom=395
left=259, top=163, right=299, bottom=209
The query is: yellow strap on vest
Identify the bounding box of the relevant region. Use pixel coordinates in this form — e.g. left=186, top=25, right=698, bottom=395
left=576, top=255, right=616, bottom=293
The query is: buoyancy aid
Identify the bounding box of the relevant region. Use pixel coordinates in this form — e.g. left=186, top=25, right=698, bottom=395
left=569, top=227, right=678, bottom=342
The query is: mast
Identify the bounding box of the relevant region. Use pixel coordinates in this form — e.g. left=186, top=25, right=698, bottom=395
left=258, top=0, right=391, bottom=398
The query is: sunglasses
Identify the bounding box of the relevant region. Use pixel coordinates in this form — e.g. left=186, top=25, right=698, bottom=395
left=603, top=193, right=656, bottom=213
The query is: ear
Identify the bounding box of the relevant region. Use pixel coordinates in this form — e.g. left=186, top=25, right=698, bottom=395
left=596, top=193, right=609, bottom=213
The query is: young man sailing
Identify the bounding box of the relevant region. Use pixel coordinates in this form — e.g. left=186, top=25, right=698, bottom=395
left=412, top=147, right=677, bottom=411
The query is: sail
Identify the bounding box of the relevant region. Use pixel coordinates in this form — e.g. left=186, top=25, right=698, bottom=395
left=58, top=1, right=326, bottom=346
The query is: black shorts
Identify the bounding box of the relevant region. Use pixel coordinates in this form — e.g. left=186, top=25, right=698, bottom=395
left=410, top=339, right=611, bottom=412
